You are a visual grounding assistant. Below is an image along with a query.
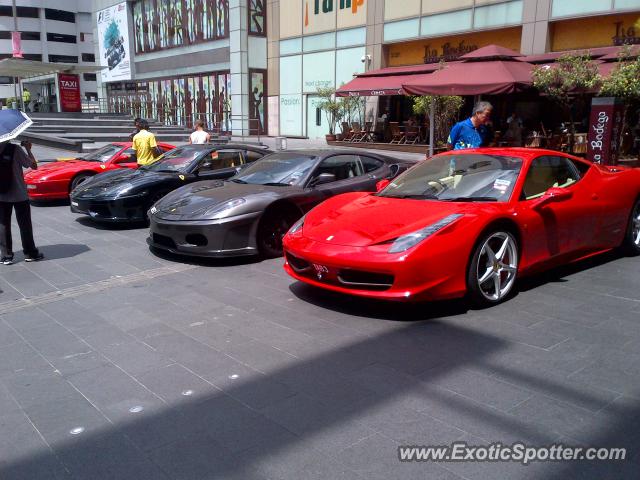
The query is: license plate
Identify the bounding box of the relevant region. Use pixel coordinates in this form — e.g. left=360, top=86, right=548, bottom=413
left=71, top=201, right=78, bottom=207
left=27, top=184, right=36, bottom=190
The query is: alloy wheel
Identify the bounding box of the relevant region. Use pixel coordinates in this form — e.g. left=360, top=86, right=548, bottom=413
left=476, top=232, right=518, bottom=302
left=632, top=202, right=640, bottom=248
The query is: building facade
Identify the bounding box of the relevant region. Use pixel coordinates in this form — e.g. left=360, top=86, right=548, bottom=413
left=0, top=0, right=97, bottom=103
left=93, top=0, right=267, bottom=136
left=267, top=0, right=640, bottom=138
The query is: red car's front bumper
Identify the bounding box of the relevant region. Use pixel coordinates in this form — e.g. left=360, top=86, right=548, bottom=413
left=26, top=180, right=69, bottom=200
left=283, top=234, right=467, bottom=302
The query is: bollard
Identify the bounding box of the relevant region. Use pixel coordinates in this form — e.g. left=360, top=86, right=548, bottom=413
left=275, top=136, right=287, bottom=151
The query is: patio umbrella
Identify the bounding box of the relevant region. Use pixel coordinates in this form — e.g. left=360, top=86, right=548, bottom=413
left=0, top=109, right=32, bottom=143
left=402, top=45, right=534, bottom=96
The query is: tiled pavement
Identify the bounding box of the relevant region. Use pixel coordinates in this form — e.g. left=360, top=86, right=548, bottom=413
left=0, top=199, right=639, bottom=479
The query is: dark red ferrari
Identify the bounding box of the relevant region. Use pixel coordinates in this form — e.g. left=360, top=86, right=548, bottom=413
left=24, top=142, right=175, bottom=200
left=283, top=148, right=640, bottom=305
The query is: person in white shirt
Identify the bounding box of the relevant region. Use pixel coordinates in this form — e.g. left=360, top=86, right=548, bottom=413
left=189, top=119, right=211, bottom=144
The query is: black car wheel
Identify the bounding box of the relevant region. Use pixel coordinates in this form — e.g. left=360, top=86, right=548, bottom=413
left=257, top=210, right=299, bottom=258
left=70, top=173, right=93, bottom=192
left=621, top=197, right=640, bottom=256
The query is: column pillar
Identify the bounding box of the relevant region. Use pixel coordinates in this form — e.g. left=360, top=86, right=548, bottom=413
left=229, top=0, right=250, bottom=137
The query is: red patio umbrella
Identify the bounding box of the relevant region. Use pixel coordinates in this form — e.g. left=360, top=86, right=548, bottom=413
left=402, top=44, right=534, bottom=96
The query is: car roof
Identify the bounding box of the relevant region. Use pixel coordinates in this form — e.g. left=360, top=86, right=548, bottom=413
left=171, top=143, right=272, bottom=152
left=268, top=149, right=401, bottom=162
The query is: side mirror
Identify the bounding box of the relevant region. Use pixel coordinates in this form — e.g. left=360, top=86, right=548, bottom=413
left=533, top=187, right=573, bottom=209
left=114, top=154, right=132, bottom=163
left=311, top=173, right=336, bottom=187
left=376, top=179, right=390, bottom=192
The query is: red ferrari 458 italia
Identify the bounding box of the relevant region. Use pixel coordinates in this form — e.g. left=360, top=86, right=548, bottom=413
left=283, top=148, right=640, bottom=305
left=24, top=142, right=175, bottom=200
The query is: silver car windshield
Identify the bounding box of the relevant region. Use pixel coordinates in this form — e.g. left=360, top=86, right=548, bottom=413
left=231, top=153, right=316, bottom=186
left=379, top=154, right=523, bottom=202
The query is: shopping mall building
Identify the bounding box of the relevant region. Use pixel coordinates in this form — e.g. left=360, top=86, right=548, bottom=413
left=267, top=0, right=640, bottom=138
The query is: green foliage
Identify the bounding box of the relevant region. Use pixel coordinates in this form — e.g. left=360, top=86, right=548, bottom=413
left=316, top=87, right=343, bottom=135
left=412, top=95, right=464, bottom=145
left=600, top=47, right=640, bottom=99
left=532, top=53, right=601, bottom=106
left=104, top=20, right=121, bottom=49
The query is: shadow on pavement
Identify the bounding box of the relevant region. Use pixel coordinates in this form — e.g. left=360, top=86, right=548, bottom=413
left=38, top=243, right=90, bottom=260
left=148, top=245, right=262, bottom=268
left=1, top=315, right=635, bottom=479
left=30, top=199, right=70, bottom=207
left=74, top=216, right=148, bottom=231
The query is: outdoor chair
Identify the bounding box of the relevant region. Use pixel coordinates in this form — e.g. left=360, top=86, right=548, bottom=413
left=353, top=121, right=373, bottom=142
left=349, top=122, right=363, bottom=142
left=341, top=122, right=354, bottom=141
left=573, top=134, right=587, bottom=155
left=404, top=125, right=420, bottom=144
left=389, top=122, right=405, bottom=144
left=547, top=134, right=563, bottom=151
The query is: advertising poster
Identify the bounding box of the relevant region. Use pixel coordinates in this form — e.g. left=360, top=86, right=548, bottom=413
left=249, top=70, right=266, bottom=135
left=97, top=2, right=132, bottom=82
left=58, top=73, right=81, bottom=112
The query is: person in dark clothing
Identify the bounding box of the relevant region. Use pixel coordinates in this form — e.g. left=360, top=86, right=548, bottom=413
left=0, top=140, right=43, bottom=264
left=128, top=117, right=143, bottom=141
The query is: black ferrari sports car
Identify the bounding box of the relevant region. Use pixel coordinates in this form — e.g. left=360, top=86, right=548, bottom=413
left=147, top=149, right=410, bottom=258
left=70, top=143, right=271, bottom=222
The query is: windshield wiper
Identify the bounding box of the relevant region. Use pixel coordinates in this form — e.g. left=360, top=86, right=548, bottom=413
left=262, top=182, right=289, bottom=187
left=154, top=169, right=178, bottom=173
left=230, top=178, right=247, bottom=184
left=440, top=196, right=498, bottom=202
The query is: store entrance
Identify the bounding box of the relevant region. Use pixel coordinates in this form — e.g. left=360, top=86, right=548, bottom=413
left=306, top=95, right=329, bottom=139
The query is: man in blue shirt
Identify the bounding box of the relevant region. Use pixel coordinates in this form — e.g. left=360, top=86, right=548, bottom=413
left=447, top=101, right=494, bottom=150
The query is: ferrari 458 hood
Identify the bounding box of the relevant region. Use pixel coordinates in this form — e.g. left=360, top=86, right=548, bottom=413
left=304, top=193, right=485, bottom=247
left=154, top=180, right=302, bottom=219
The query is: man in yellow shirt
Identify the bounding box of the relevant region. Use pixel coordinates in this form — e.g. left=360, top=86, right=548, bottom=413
left=132, top=120, right=162, bottom=166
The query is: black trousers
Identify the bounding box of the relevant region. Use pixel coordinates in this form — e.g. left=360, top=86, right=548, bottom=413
left=0, top=201, right=37, bottom=258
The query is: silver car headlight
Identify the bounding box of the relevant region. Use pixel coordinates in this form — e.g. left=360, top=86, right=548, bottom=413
left=388, top=214, right=463, bottom=253
left=288, top=215, right=305, bottom=235
left=204, top=198, right=246, bottom=219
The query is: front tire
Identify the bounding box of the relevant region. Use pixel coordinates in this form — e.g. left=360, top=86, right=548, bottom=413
left=70, top=173, right=93, bottom=192
left=621, top=197, right=640, bottom=256
left=467, top=230, right=519, bottom=306
left=257, top=210, right=298, bottom=258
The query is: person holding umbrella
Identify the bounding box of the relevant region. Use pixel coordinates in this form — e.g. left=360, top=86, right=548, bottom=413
left=0, top=110, right=43, bottom=264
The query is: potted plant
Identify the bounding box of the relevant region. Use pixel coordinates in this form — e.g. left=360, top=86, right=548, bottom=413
left=316, top=87, right=343, bottom=142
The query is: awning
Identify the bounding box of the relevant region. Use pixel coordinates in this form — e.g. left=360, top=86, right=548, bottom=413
left=336, top=63, right=447, bottom=97
left=402, top=45, right=534, bottom=96
left=0, top=58, right=104, bottom=78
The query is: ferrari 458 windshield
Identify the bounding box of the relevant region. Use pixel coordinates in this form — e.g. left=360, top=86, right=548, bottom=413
left=379, top=154, right=523, bottom=202
left=231, top=153, right=316, bottom=186
left=142, top=147, right=203, bottom=172
left=82, top=144, right=122, bottom=162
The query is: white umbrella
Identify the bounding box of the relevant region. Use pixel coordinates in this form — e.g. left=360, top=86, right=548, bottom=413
left=0, top=109, right=32, bottom=143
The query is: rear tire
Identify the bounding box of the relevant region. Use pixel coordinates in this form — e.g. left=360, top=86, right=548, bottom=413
left=70, top=173, right=93, bottom=192
left=467, top=230, right=519, bottom=307
left=257, top=209, right=299, bottom=258
left=621, top=197, right=640, bottom=256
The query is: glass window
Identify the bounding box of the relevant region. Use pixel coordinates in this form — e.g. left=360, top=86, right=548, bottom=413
left=336, top=27, right=366, bottom=48
left=48, top=55, right=78, bottom=63
left=311, top=155, right=364, bottom=182
left=46, top=33, right=77, bottom=44
left=280, top=37, right=302, bottom=55
left=280, top=55, right=302, bottom=95
left=379, top=154, right=523, bottom=202
left=83, top=73, right=97, bottom=82
left=82, top=53, right=95, bottom=62
left=359, top=156, right=384, bottom=173
left=551, top=0, right=610, bottom=18
left=522, top=156, right=581, bottom=200
left=21, top=31, right=41, bottom=41
left=336, top=47, right=365, bottom=87
left=421, top=9, right=472, bottom=37
left=233, top=153, right=317, bottom=185
left=384, top=18, right=420, bottom=42
left=279, top=94, right=303, bottom=136
left=303, top=51, right=335, bottom=92
left=248, top=0, right=266, bottom=36
left=200, top=150, right=244, bottom=171
left=45, top=9, right=75, bottom=23
left=615, top=0, right=640, bottom=8
left=82, top=144, right=123, bottom=162
left=303, top=32, right=336, bottom=52
left=474, top=1, right=523, bottom=29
